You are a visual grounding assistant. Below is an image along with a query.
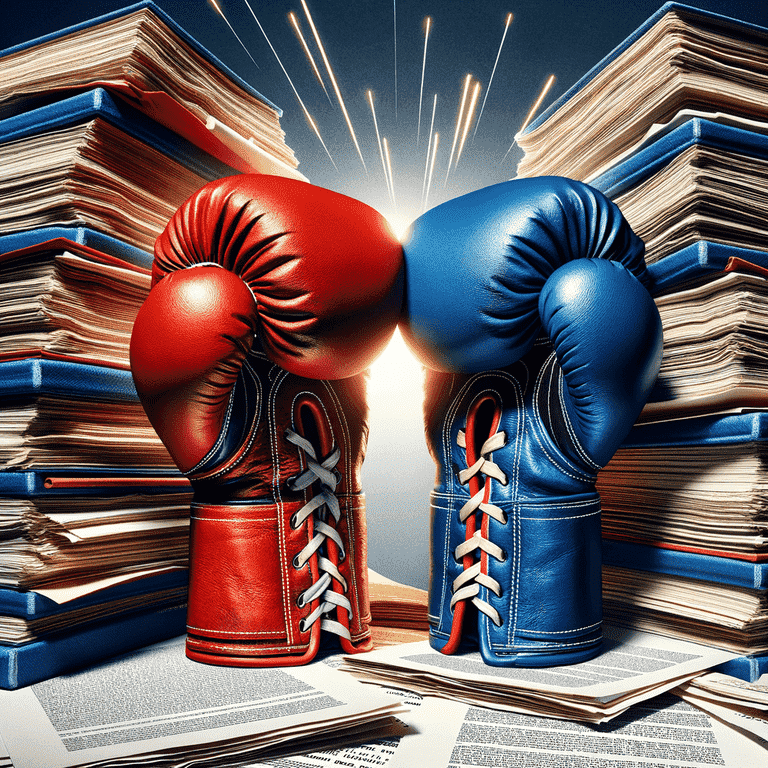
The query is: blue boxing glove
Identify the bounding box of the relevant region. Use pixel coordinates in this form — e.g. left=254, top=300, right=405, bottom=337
left=401, top=178, right=663, bottom=666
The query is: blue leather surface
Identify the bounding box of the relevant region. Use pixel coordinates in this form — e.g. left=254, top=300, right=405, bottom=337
left=403, top=180, right=663, bottom=666
left=400, top=177, right=651, bottom=373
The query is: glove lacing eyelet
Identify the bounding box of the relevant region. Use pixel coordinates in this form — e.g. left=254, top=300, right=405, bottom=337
left=452, top=428, right=508, bottom=627
left=285, top=428, right=352, bottom=641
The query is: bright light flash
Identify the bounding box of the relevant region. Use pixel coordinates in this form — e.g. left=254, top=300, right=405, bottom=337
left=288, top=11, right=331, bottom=103
left=208, top=0, right=260, bottom=70
left=368, top=90, right=393, bottom=203
left=417, top=17, right=432, bottom=145
left=503, top=73, right=556, bottom=161
left=445, top=74, right=472, bottom=184
left=456, top=79, right=481, bottom=167
left=473, top=12, right=513, bottom=138
left=301, top=0, right=367, bottom=171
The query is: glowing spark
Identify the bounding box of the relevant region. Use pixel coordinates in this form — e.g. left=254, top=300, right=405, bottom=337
left=473, top=12, right=513, bottom=138
left=417, top=16, right=432, bottom=146
left=238, top=0, right=336, bottom=168
left=383, top=137, right=396, bottom=209
left=368, top=90, right=393, bottom=203
left=301, top=0, right=367, bottom=171
left=423, top=132, right=439, bottom=213
left=208, top=0, right=260, bottom=70
left=288, top=11, right=331, bottom=104
left=503, top=73, right=556, bottom=161
left=456, top=79, right=481, bottom=168
left=421, top=94, right=437, bottom=202
left=445, top=74, right=472, bottom=184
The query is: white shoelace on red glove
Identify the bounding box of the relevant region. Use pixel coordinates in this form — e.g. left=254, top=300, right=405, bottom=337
left=285, top=428, right=352, bottom=641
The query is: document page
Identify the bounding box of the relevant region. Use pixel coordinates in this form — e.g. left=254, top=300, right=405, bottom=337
left=385, top=694, right=767, bottom=768
left=0, top=636, right=405, bottom=768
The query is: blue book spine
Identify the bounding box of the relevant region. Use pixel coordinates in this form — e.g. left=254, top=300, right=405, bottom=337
left=0, top=469, right=188, bottom=497
left=0, top=605, right=187, bottom=689
left=0, top=226, right=152, bottom=267
left=0, top=570, right=189, bottom=619
left=0, top=359, right=139, bottom=402
left=602, top=540, right=768, bottom=589
left=714, top=654, right=768, bottom=683
left=590, top=118, right=768, bottom=200
left=647, top=242, right=768, bottom=295
left=623, top=411, right=768, bottom=448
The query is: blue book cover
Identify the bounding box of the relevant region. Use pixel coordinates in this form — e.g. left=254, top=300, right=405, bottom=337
left=0, top=88, right=236, bottom=183
left=590, top=118, right=768, bottom=200
left=647, top=241, right=768, bottom=295
left=623, top=410, right=768, bottom=449
left=0, top=468, right=188, bottom=498
left=0, top=226, right=152, bottom=267
left=602, top=540, right=768, bottom=590
left=714, top=654, right=768, bottom=683
left=0, top=358, right=139, bottom=403
left=0, top=604, right=186, bottom=689
left=0, top=569, right=188, bottom=620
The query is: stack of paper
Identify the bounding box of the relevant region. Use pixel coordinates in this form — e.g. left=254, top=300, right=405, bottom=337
left=0, top=0, right=304, bottom=688
left=515, top=1, right=768, bottom=686
left=341, top=626, right=737, bottom=724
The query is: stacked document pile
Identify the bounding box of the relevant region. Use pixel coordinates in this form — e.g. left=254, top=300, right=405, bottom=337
left=0, top=0, right=304, bottom=688
left=341, top=626, right=736, bottom=724
left=516, top=2, right=768, bottom=684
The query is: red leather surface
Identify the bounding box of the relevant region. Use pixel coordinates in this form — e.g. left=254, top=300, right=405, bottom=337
left=130, top=266, right=257, bottom=472
left=185, top=495, right=370, bottom=665
left=152, top=174, right=404, bottom=380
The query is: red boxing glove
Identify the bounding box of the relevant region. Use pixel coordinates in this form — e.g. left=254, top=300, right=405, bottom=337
left=130, top=175, right=403, bottom=666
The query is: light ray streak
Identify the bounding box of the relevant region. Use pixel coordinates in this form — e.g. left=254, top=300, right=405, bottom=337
left=456, top=80, right=481, bottom=167
left=473, top=12, right=513, bottom=138
left=237, top=0, right=336, bottom=168
left=417, top=16, right=432, bottom=146
left=445, top=74, right=472, bottom=185
left=393, top=0, right=398, bottom=119
left=208, top=0, right=260, bottom=70
left=288, top=11, right=332, bottom=103
left=421, top=94, right=437, bottom=202
left=306, top=112, right=338, bottom=170
left=301, top=0, right=367, bottom=171
left=383, top=137, right=396, bottom=208
left=503, top=73, right=556, bottom=162
left=423, top=132, right=439, bottom=213
left=368, top=90, right=393, bottom=203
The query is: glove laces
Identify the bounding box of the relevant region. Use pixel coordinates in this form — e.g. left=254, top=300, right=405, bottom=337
left=452, top=428, right=508, bottom=627
left=285, top=428, right=352, bottom=641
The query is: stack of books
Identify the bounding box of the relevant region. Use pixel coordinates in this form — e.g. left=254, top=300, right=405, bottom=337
left=516, top=2, right=768, bottom=681
left=0, top=1, right=303, bottom=689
